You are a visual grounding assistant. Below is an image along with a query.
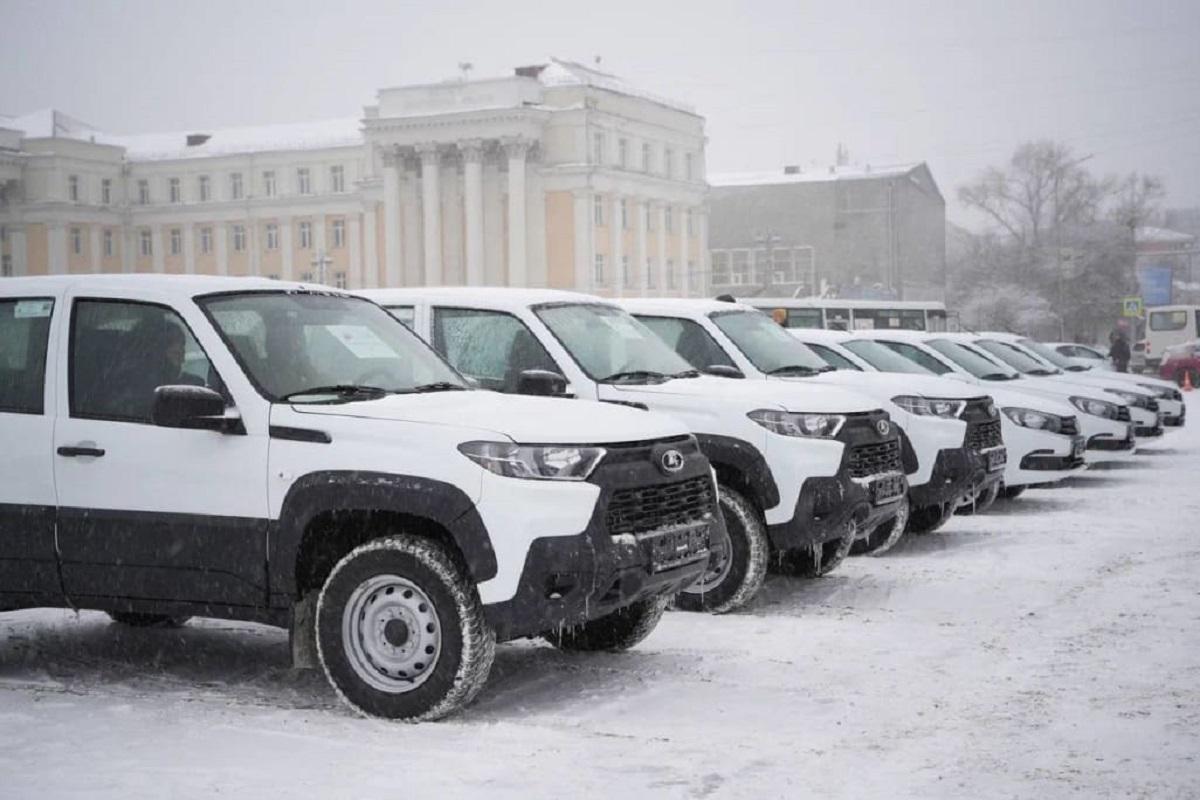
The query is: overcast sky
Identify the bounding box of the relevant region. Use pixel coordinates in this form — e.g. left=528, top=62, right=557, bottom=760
left=3, top=0, right=1199, bottom=226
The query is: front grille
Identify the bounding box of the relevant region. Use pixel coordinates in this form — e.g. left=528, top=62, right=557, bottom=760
left=966, top=419, right=1003, bottom=450
left=846, top=439, right=903, bottom=478
left=1060, top=416, right=1080, bottom=436
left=1116, top=406, right=1131, bottom=422
left=1147, top=398, right=1159, bottom=412
left=599, top=435, right=697, bottom=466
left=605, top=475, right=714, bottom=537
left=960, top=397, right=998, bottom=423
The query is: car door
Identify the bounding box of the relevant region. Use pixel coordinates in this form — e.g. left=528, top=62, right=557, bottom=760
left=0, top=292, right=64, bottom=605
left=52, top=288, right=270, bottom=608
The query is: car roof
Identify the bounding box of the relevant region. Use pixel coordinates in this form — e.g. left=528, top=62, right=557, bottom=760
left=356, top=286, right=609, bottom=311
left=619, top=297, right=758, bottom=316
left=783, top=327, right=856, bottom=344
left=0, top=273, right=329, bottom=299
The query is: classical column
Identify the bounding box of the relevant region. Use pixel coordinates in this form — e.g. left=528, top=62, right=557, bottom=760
left=363, top=204, right=378, bottom=288
left=678, top=205, right=690, bottom=297
left=89, top=225, right=103, bottom=273
left=121, top=228, right=134, bottom=273
left=151, top=224, right=165, bottom=274
left=697, top=210, right=709, bottom=298
left=47, top=222, right=66, bottom=275
left=417, top=143, right=442, bottom=285
left=183, top=224, right=195, bottom=275
left=348, top=214, right=363, bottom=289
left=655, top=204, right=668, bottom=294
left=280, top=216, right=294, bottom=280
left=634, top=197, right=648, bottom=295
left=10, top=227, right=27, bottom=277
left=461, top=139, right=485, bottom=286
left=382, top=147, right=403, bottom=287
left=572, top=190, right=592, bottom=291
left=215, top=222, right=229, bottom=276
left=504, top=138, right=530, bottom=287
left=610, top=193, right=624, bottom=296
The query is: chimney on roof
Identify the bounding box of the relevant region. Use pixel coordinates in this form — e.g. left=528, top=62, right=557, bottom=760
left=186, top=133, right=211, bottom=147
left=783, top=165, right=801, bottom=175
left=515, top=64, right=548, bottom=78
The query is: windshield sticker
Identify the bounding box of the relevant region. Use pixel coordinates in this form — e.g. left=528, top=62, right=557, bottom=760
left=14, top=299, right=53, bottom=319
left=326, top=325, right=395, bottom=359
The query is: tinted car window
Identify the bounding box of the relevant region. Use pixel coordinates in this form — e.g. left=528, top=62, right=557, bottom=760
left=806, top=342, right=862, bottom=371
left=0, top=298, right=54, bottom=414
left=636, top=315, right=734, bottom=371
left=877, top=340, right=952, bottom=375
left=432, top=307, right=557, bottom=392
left=387, top=306, right=415, bottom=329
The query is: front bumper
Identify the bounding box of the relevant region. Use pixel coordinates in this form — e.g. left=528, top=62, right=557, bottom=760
left=1163, top=402, right=1186, bottom=427
left=1006, top=427, right=1089, bottom=487
left=767, top=469, right=906, bottom=549
left=908, top=446, right=1002, bottom=510
left=481, top=437, right=717, bottom=642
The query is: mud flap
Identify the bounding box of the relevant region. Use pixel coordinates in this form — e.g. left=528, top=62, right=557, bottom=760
left=290, top=591, right=319, bottom=670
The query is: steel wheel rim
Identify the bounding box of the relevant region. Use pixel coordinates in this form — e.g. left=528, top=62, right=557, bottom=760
left=342, top=574, right=442, bottom=694
left=682, top=513, right=734, bottom=595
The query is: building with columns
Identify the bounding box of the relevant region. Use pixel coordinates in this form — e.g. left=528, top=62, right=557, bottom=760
left=0, top=59, right=710, bottom=296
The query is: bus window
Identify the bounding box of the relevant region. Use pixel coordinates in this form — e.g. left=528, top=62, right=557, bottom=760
left=1149, top=310, right=1188, bottom=331
left=826, top=308, right=851, bottom=331
left=927, top=310, right=948, bottom=332
left=784, top=308, right=823, bottom=329
left=899, top=310, right=926, bottom=330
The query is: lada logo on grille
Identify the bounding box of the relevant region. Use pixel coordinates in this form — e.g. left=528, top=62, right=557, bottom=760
left=875, top=419, right=891, bottom=436
left=660, top=449, right=685, bottom=474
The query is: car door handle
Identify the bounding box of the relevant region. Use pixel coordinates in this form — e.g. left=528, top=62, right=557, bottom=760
left=57, top=446, right=106, bottom=458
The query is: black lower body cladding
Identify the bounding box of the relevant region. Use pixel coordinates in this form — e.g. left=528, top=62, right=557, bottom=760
left=909, top=447, right=1003, bottom=509
left=484, top=438, right=718, bottom=642
left=767, top=470, right=906, bottom=551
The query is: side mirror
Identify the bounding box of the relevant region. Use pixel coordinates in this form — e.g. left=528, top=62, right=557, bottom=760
left=516, top=369, right=568, bottom=397
left=704, top=364, right=745, bottom=379
left=152, top=385, right=240, bottom=433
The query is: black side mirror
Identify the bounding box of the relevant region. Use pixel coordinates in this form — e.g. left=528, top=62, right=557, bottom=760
left=516, top=369, right=568, bottom=397
left=152, top=385, right=241, bottom=433
left=704, top=364, right=745, bottom=379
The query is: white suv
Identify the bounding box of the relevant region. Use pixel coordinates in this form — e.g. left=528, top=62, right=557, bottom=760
left=0, top=276, right=718, bottom=721
left=621, top=299, right=1007, bottom=552
left=360, top=288, right=907, bottom=614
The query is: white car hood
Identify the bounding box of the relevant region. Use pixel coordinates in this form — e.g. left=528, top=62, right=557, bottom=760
left=1038, top=372, right=1155, bottom=398
left=1070, top=369, right=1177, bottom=394
left=804, top=370, right=985, bottom=402
left=291, top=390, right=687, bottom=444
left=980, top=385, right=1077, bottom=417
left=612, top=374, right=882, bottom=414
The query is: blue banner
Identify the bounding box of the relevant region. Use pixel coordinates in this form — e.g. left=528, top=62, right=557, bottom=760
left=1137, top=265, right=1173, bottom=307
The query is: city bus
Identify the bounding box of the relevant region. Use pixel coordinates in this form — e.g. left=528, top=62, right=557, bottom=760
left=737, top=298, right=951, bottom=332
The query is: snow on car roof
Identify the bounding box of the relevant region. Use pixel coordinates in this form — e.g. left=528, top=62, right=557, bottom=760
left=0, top=273, right=342, bottom=299
left=618, top=297, right=759, bottom=316
left=357, top=286, right=609, bottom=312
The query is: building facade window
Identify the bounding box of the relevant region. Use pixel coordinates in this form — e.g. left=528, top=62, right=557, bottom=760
left=101, top=178, right=112, bottom=205
left=593, top=253, right=605, bottom=285
left=138, top=180, right=150, bottom=205
left=686, top=210, right=694, bottom=237
left=685, top=153, right=694, bottom=181
left=663, top=148, right=674, bottom=179
left=299, top=221, right=312, bottom=249
left=646, top=258, right=656, bottom=289
left=70, top=227, right=82, bottom=255
left=232, top=224, right=246, bottom=252
left=646, top=205, right=655, bottom=231
left=68, top=175, right=80, bottom=203
left=297, top=168, right=311, bottom=195
left=334, top=271, right=347, bottom=289
left=265, top=223, right=279, bottom=250
left=621, top=198, right=629, bottom=229
left=665, top=207, right=674, bottom=234
left=198, top=175, right=211, bottom=202
left=139, top=229, right=153, bottom=257
left=593, top=195, right=605, bottom=226
left=103, top=229, right=114, bottom=257
left=666, top=258, right=676, bottom=289
left=200, top=227, right=212, bottom=254
left=169, top=178, right=181, bottom=204
left=330, top=165, right=345, bottom=193
left=592, top=132, right=606, bottom=165
left=169, top=228, right=182, bottom=256
left=230, top=172, right=244, bottom=200
left=642, top=142, right=653, bottom=173
left=618, top=139, right=628, bottom=168
left=263, top=171, right=276, bottom=197
left=332, top=218, right=345, bottom=248
left=1, top=254, right=12, bottom=277
left=623, top=255, right=633, bottom=288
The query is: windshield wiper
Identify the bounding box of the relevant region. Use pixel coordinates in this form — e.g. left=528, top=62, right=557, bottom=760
left=600, top=370, right=671, bottom=384
left=407, top=382, right=468, bottom=393
left=767, top=364, right=824, bottom=376
left=282, top=384, right=390, bottom=402
left=1066, top=365, right=1089, bottom=372
left=1026, top=368, right=1057, bottom=376
left=980, top=373, right=1015, bottom=381
left=672, top=369, right=702, bottom=379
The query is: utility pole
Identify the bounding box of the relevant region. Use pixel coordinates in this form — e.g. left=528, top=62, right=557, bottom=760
left=310, top=249, right=332, bottom=286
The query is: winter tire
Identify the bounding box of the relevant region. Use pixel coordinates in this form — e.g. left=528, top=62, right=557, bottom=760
left=315, top=534, right=495, bottom=721
left=956, top=482, right=1001, bottom=515
left=850, top=496, right=911, bottom=556
left=1001, top=485, right=1027, bottom=500
left=776, top=518, right=855, bottom=577
left=906, top=502, right=953, bottom=534
left=107, top=612, right=191, bottom=628
left=542, top=597, right=668, bottom=652
left=675, top=484, right=768, bottom=614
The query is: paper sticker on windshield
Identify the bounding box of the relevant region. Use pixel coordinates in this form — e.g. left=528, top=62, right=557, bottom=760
left=14, top=299, right=53, bottom=319
left=326, top=325, right=395, bottom=359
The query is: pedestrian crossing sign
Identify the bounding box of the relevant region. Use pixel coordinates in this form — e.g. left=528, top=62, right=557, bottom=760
left=1121, top=297, right=1143, bottom=317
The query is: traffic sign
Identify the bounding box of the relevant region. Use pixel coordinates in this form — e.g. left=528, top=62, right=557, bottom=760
left=1121, top=297, right=1143, bottom=317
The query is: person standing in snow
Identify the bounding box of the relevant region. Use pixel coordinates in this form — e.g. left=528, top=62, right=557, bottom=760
left=1109, top=331, right=1132, bottom=373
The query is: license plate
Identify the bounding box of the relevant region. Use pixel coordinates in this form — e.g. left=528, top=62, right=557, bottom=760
left=985, top=447, right=1007, bottom=472
left=869, top=474, right=906, bottom=505
left=639, top=523, right=710, bottom=572
left=1070, top=436, right=1086, bottom=458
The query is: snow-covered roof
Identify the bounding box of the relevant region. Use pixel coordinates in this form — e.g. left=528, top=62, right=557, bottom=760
left=1135, top=226, right=1195, bottom=245
left=534, top=57, right=696, bottom=115
left=1, top=107, right=363, bottom=162
left=710, top=163, right=923, bottom=187
left=358, top=286, right=607, bottom=311
left=0, top=273, right=338, bottom=298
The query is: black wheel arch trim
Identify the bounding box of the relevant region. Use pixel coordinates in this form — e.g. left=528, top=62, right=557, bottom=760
left=271, top=471, right=498, bottom=600
left=693, top=433, right=780, bottom=511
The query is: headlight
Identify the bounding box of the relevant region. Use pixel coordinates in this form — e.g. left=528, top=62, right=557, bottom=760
left=748, top=409, right=846, bottom=438
left=1138, top=383, right=1180, bottom=401
left=457, top=441, right=606, bottom=480
left=891, top=395, right=966, bottom=418
left=1105, top=388, right=1149, bottom=408
left=1069, top=396, right=1119, bottom=419
left=1002, top=407, right=1062, bottom=433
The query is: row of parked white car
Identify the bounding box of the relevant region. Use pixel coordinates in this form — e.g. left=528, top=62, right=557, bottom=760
left=0, top=276, right=1185, bottom=721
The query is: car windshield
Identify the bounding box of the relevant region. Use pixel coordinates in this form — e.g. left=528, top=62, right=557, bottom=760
left=534, top=303, right=696, bottom=383
left=841, top=339, right=931, bottom=374
left=200, top=292, right=466, bottom=402
left=1019, top=338, right=1083, bottom=371
left=709, top=310, right=830, bottom=375
left=975, top=339, right=1059, bottom=376
left=927, top=339, right=1020, bottom=380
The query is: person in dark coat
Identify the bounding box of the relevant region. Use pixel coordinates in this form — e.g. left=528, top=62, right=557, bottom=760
left=1109, top=332, right=1132, bottom=373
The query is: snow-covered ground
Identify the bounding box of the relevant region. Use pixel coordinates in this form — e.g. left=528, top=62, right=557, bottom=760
left=3, top=399, right=1199, bottom=799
